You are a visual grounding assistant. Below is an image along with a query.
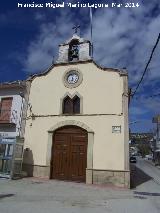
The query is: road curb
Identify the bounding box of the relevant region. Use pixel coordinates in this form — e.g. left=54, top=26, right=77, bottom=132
left=145, top=159, right=160, bottom=169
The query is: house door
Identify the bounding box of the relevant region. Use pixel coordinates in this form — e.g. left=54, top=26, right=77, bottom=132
left=51, top=126, right=88, bottom=182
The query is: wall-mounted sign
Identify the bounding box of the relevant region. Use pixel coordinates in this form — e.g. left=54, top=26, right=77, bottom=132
left=0, top=132, right=17, bottom=137
left=112, top=126, right=121, bottom=133
left=0, top=138, right=16, bottom=144
left=0, top=133, right=9, bottom=137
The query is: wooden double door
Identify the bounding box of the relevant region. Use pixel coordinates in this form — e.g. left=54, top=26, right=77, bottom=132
left=51, top=126, right=88, bottom=182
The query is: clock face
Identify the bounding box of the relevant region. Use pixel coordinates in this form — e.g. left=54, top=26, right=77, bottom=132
left=63, top=69, right=82, bottom=88
left=67, top=73, right=79, bottom=84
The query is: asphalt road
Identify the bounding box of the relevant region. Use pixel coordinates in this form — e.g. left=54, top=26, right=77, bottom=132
left=136, top=158, right=160, bottom=185
left=0, top=159, right=160, bottom=213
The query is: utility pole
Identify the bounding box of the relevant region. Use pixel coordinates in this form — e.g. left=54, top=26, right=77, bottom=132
left=152, top=115, right=160, bottom=165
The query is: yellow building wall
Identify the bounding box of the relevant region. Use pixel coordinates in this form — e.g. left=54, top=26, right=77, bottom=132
left=24, top=61, right=128, bottom=172
left=29, top=63, right=123, bottom=115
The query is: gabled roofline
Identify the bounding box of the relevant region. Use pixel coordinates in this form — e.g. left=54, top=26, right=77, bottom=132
left=59, top=40, right=91, bottom=47
left=59, top=33, right=91, bottom=46
left=27, top=59, right=128, bottom=81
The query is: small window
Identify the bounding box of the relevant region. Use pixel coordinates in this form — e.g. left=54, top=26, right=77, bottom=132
left=73, top=96, right=80, bottom=113
left=63, top=96, right=72, bottom=114
left=63, top=95, right=80, bottom=114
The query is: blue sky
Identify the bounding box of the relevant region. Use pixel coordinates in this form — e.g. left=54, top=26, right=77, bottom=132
left=0, top=0, right=160, bottom=133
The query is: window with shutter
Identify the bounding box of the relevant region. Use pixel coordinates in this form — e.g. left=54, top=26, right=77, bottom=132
left=63, top=96, right=72, bottom=114
left=0, top=97, right=13, bottom=123
left=73, top=96, right=80, bottom=114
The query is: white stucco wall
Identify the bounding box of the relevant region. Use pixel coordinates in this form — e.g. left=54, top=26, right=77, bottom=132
left=10, top=95, right=23, bottom=132
left=24, top=116, right=126, bottom=170
left=0, top=89, right=23, bottom=137
left=24, top=61, right=129, bottom=172
left=28, top=63, right=123, bottom=115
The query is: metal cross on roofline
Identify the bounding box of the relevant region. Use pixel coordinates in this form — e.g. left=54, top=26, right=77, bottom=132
left=72, top=25, right=80, bottom=34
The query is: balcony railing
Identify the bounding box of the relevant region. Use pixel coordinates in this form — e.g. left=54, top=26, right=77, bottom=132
left=0, top=110, right=16, bottom=124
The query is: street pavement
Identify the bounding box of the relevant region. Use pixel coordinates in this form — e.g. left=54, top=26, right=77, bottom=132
left=136, top=158, right=160, bottom=185
left=0, top=158, right=160, bottom=213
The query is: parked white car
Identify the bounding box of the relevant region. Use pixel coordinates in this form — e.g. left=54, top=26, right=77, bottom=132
left=145, top=154, right=153, bottom=160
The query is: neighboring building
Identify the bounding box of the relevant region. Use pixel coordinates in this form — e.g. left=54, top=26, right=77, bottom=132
left=23, top=33, right=130, bottom=187
left=0, top=81, right=27, bottom=177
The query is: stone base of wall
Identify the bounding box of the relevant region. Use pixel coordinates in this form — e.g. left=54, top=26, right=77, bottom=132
left=91, top=169, right=130, bottom=188
left=22, top=164, right=130, bottom=188
left=22, top=164, right=50, bottom=178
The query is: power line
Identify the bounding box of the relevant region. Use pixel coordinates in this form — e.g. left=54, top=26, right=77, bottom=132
left=132, top=33, right=160, bottom=98
left=129, top=120, right=153, bottom=125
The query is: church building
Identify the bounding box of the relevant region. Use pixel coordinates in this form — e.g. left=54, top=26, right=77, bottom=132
left=23, top=31, right=130, bottom=188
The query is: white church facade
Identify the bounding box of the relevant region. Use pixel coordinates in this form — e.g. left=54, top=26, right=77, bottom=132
left=23, top=33, right=130, bottom=188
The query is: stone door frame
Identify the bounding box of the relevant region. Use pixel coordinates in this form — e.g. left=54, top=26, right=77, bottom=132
left=47, top=120, right=94, bottom=184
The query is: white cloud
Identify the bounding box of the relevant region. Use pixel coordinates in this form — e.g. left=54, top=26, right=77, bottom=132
left=90, top=5, right=160, bottom=87
left=20, top=1, right=160, bottom=131
left=22, top=2, right=160, bottom=80
left=22, top=9, right=75, bottom=73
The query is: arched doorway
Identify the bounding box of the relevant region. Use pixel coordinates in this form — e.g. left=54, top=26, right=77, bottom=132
left=50, top=126, right=88, bottom=182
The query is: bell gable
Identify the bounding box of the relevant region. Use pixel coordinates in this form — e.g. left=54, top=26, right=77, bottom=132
left=56, top=34, right=92, bottom=64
